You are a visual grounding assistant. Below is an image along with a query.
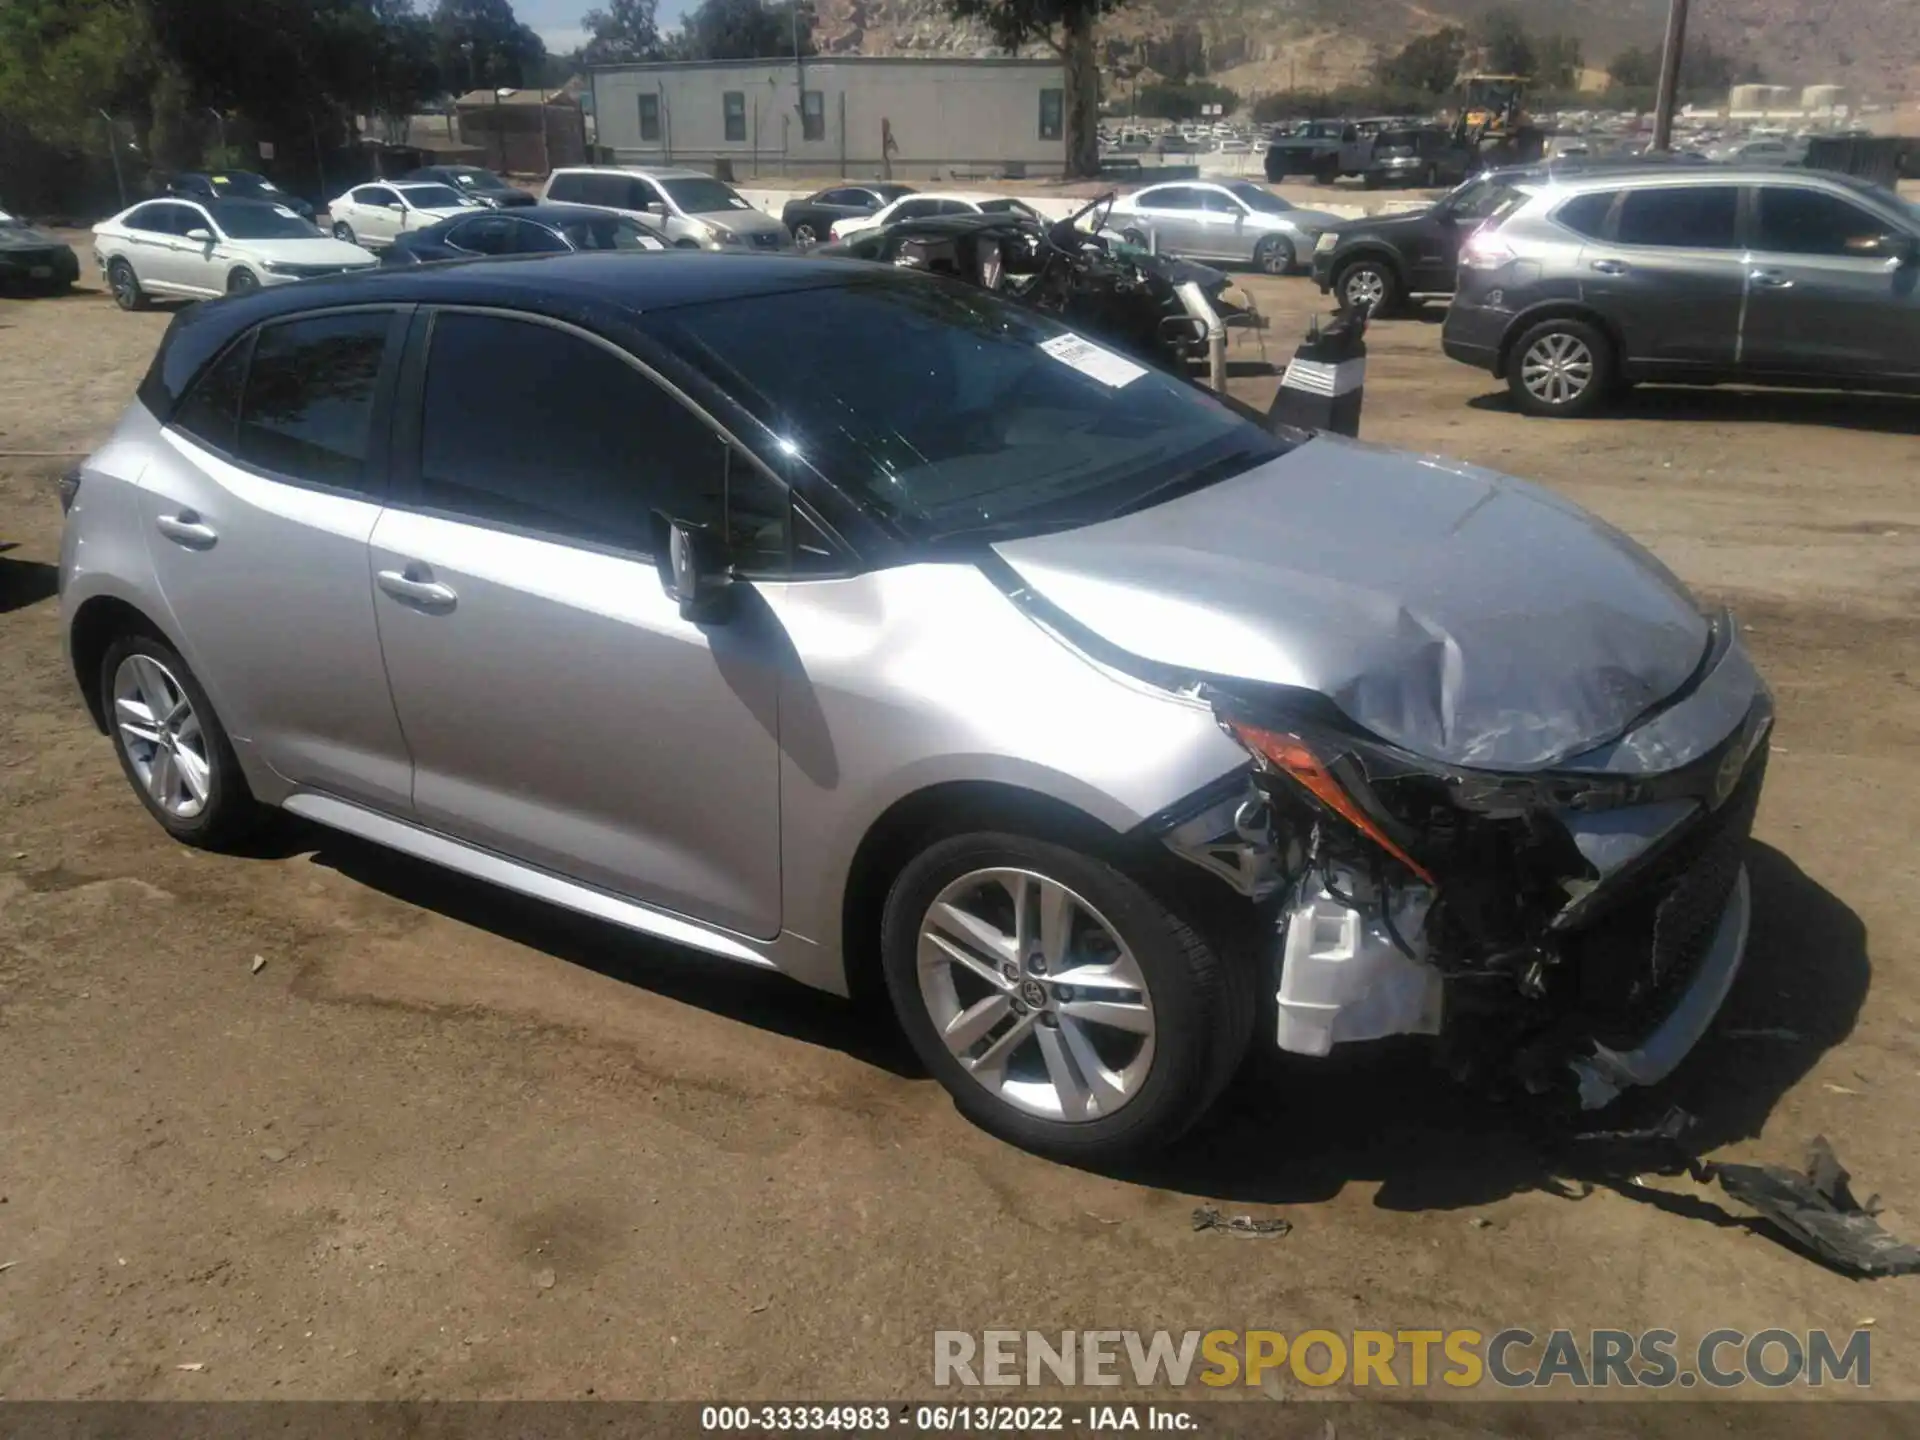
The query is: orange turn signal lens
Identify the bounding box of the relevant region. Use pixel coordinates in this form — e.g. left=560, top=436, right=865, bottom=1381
left=1226, top=722, right=1438, bottom=887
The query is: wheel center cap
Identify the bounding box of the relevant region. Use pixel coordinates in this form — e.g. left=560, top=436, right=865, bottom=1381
left=1020, top=979, right=1047, bottom=1008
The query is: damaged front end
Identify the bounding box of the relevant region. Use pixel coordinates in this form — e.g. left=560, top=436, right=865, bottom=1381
left=1157, top=614, right=1773, bottom=1111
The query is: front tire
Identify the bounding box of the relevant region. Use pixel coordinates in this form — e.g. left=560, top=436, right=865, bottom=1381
left=226, top=267, right=260, bottom=296
left=1508, top=317, right=1614, bottom=418
left=1335, top=258, right=1400, bottom=316
left=792, top=222, right=817, bottom=247
left=101, top=633, right=259, bottom=850
left=107, top=258, right=147, bottom=311
left=1254, top=234, right=1294, bottom=275
left=881, top=832, right=1252, bottom=1163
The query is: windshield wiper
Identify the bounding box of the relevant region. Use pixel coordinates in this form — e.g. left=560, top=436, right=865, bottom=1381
left=918, top=516, right=1087, bottom=550
left=1104, top=448, right=1274, bottom=520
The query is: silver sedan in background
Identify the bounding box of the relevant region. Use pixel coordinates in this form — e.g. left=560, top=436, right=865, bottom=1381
left=1109, top=180, right=1341, bottom=273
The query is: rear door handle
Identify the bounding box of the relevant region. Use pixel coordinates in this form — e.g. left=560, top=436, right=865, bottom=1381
left=1590, top=259, right=1629, bottom=275
left=377, top=565, right=457, bottom=611
left=154, top=510, right=217, bottom=549
left=1749, top=269, right=1795, bottom=289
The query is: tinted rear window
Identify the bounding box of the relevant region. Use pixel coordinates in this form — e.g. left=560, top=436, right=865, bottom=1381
left=1554, top=191, right=1615, bottom=239
left=1616, top=185, right=1739, bottom=249
left=237, top=312, right=393, bottom=491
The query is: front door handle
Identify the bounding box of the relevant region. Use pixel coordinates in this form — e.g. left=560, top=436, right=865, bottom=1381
left=377, top=565, right=457, bottom=611
left=154, top=510, right=217, bottom=548
left=1749, top=269, right=1795, bottom=289
left=1590, top=259, right=1629, bottom=275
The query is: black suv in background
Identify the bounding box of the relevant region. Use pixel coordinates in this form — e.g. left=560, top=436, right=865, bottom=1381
left=1310, top=169, right=1532, bottom=313
left=398, top=165, right=537, bottom=208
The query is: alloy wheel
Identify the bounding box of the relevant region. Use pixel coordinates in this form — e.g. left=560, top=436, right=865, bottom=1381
left=332, top=222, right=355, bottom=245
left=112, top=653, right=212, bottom=820
left=108, top=261, right=139, bottom=309
left=1343, top=266, right=1388, bottom=311
left=916, top=868, right=1155, bottom=1122
left=1257, top=236, right=1293, bottom=274
left=794, top=223, right=817, bottom=246
left=1520, top=332, right=1595, bottom=406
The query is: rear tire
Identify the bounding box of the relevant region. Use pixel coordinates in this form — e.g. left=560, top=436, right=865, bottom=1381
left=332, top=221, right=356, bottom=245
left=880, top=831, right=1252, bottom=1163
left=100, top=633, right=260, bottom=851
left=1507, top=317, right=1614, bottom=418
left=107, top=258, right=147, bottom=311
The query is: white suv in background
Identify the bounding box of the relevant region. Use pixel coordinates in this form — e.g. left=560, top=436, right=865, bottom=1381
left=544, top=167, right=793, bottom=251
left=828, top=192, right=1040, bottom=243
left=326, top=181, right=478, bottom=250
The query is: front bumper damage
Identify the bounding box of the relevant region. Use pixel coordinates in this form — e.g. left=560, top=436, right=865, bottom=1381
left=1156, top=617, right=1772, bottom=1111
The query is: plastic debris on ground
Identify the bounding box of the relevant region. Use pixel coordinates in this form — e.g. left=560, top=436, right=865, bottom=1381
left=1191, top=1205, right=1291, bottom=1238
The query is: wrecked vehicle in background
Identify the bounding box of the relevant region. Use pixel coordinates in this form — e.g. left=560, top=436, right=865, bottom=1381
left=813, top=195, right=1252, bottom=382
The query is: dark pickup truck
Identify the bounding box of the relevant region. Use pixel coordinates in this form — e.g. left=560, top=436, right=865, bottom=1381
left=1266, top=117, right=1415, bottom=183
left=1309, top=169, right=1530, bottom=313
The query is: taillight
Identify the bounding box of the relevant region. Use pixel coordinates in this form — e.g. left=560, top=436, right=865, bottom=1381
left=58, top=465, right=82, bottom=514
left=1459, top=229, right=1516, bottom=270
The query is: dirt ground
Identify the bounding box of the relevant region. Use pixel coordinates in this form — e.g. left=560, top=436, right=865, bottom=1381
left=1, top=244, right=1918, bottom=1410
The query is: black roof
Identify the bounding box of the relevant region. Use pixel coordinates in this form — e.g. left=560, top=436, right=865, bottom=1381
left=138, top=251, right=873, bottom=419
left=411, top=202, right=650, bottom=231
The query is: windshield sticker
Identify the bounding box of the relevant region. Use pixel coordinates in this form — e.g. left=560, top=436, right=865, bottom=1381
left=272, top=204, right=299, bottom=218
left=211, top=175, right=229, bottom=184
left=1040, top=334, right=1147, bottom=389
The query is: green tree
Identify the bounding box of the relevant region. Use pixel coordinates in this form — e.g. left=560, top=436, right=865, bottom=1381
left=1373, top=25, right=1464, bottom=95
left=431, top=0, right=545, bottom=91
left=0, top=0, right=161, bottom=142
left=1135, top=77, right=1236, bottom=122
left=1608, top=44, right=1658, bottom=90
left=1535, top=33, right=1582, bottom=92
left=581, top=0, right=661, bottom=63
left=941, top=0, right=1125, bottom=179
left=674, top=0, right=812, bottom=60
left=1474, top=5, right=1533, bottom=77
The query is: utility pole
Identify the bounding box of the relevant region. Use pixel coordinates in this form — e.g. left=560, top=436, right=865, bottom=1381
left=205, top=108, right=228, bottom=165
left=98, top=111, right=126, bottom=208
left=1652, top=0, right=1691, bottom=151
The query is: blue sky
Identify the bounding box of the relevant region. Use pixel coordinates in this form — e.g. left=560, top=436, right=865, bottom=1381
left=521, top=0, right=691, bottom=54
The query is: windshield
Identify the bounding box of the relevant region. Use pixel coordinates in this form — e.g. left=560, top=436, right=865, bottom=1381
left=1445, top=176, right=1519, bottom=221
left=648, top=276, right=1284, bottom=538
left=660, top=176, right=752, bottom=213
left=401, top=184, right=470, bottom=209
left=206, top=201, right=322, bottom=239
left=1229, top=182, right=1292, bottom=213
left=448, top=169, right=512, bottom=191
left=556, top=214, right=662, bottom=250
left=209, top=173, right=277, bottom=197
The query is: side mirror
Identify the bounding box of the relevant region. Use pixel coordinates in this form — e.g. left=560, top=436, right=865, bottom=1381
left=653, top=514, right=734, bottom=623
left=1848, top=232, right=1918, bottom=264
left=185, top=227, right=212, bottom=242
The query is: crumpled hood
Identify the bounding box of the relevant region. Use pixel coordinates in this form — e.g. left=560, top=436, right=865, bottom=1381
left=993, top=435, right=1712, bottom=770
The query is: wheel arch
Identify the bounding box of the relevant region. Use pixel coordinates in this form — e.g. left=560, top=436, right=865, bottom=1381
left=1496, top=303, right=1624, bottom=381
left=1331, top=240, right=1404, bottom=276
left=68, top=593, right=178, bottom=733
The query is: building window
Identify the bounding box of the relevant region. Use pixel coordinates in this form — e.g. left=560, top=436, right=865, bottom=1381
left=1039, top=88, right=1064, bottom=142
left=638, top=93, right=660, bottom=143
left=724, top=91, right=746, bottom=143
left=802, top=89, right=825, bottom=142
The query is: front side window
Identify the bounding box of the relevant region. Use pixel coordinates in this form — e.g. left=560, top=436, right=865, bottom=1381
left=510, top=220, right=570, bottom=254
left=1199, top=189, right=1244, bottom=215
left=802, top=90, right=825, bottom=142
left=237, top=311, right=393, bottom=491
left=1039, top=89, right=1064, bottom=142
left=1615, top=185, right=1740, bottom=249
left=638, top=93, right=661, bottom=143
left=647, top=275, right=1286, bottom=540
left=1753, top=187, right=1895, bottom=256
left=398, top=184, right=468, bottom=210
left=723, top=91, right=746, bottom=144
left=416, top=313, right=768, bottom=558
left=1229, top=182, right=1292, bottom=214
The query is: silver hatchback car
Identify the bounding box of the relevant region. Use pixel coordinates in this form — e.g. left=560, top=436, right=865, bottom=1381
left=61, top=253, right=1771, bottom=1162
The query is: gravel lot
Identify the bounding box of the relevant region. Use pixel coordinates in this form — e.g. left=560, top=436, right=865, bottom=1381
left=1, top=246, right=1917, bottom=1409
